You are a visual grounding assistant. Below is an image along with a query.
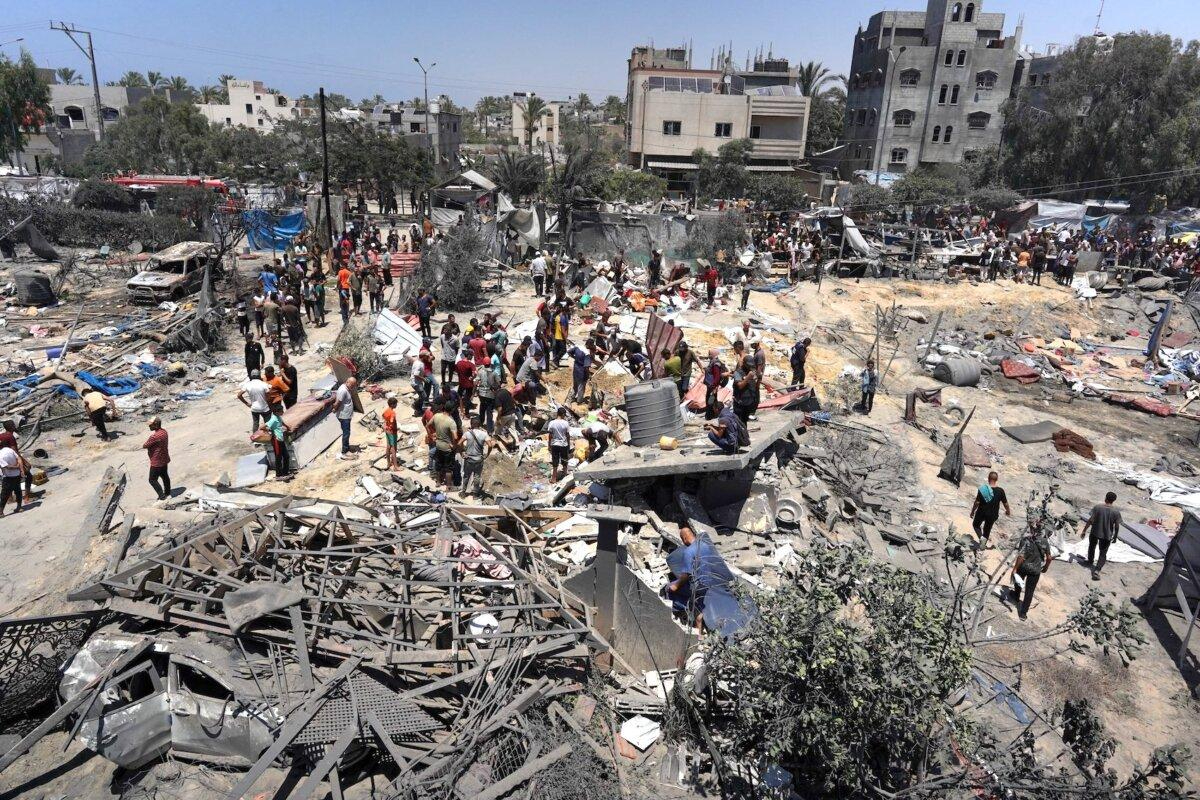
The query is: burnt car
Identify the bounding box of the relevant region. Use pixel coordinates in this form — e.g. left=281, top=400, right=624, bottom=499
left=126, top=241, right=216, bottom=304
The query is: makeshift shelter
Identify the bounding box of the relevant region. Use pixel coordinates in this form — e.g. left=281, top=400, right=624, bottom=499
left=242, top=208, right=306, bottom=251
left=1140, top=512, right=1200, bottom=668
left=428, top=169, right=507, bottom=229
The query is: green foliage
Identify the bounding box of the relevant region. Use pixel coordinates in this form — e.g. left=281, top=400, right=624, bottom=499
left=413, top=221, right=490, bottom=310
left=967, top=185, right=1023, bottom=211
left=118, top=70, right=148, bottom=88
left=806, top=90, right=846, bottom=155
left=489, top=151, right=545, bottom=204
left=517, top=96, right=549, bottom=152
left=71, top=95, right=217, bottom=177
left=0, top=197, right=194, bottom=250
left=72, top=180, right=138, bottom=213
left=682, top=210, right=745, bottom=265
left=0, top=50, right=52, bottom=162
left=796, top=61, right=843, bottom=97
left=694, top=142, right=752, bottom=200
left=1001, top=32, right=1200, bottom=207
left=890, top=166, right=964, bottom=206
left=602, top=95, right=625, bottom=124
left=55, top=67, right=82, bottom=86
left=747, top=174, right=809, bottom=210
left=155, top=185, right=215, bottom=229
left=706, top=542, right=973, bottom=797
left=547, top=145, right=602, bottom=220
left=846, top=182, right=893, bottom=209
left=594, top=169, right=666, bottom=204
left=1068, top=590, right=1147, bottom=665
left=575, top=92, right=592, bottom=112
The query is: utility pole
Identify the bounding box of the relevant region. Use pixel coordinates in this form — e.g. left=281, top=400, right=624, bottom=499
left=319, top=88, right=334, bottom=257
left=413, top=58, right=436, bottom=163
left=50, top=22, right=103, bottom=141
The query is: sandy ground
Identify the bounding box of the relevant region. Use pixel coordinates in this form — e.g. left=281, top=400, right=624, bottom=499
left=2, top=260, right=1198, bottom=793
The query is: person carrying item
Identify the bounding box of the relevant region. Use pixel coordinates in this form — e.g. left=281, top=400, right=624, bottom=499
left=335, top=377, right=358, bottom=459
left=1009, top=531, right=1053, bottom=621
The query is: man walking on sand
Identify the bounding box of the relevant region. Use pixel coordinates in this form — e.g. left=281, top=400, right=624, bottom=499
left=142, top=416, right=172, bottom=500
left=1079, top=491, right=1122, bottom=581
left=969, top=471, right=1012, bottom=546
left=1009, top=531, right=1053, bottom=621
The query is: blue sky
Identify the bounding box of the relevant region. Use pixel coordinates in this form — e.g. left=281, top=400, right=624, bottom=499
left=4, top=1, right=1198, bottom=105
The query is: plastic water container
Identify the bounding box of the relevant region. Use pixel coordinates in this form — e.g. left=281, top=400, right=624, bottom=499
left=624, top=378, right=684, bottom=446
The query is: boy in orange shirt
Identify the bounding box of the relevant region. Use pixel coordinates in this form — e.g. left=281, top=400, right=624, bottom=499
left=382, top=396, right=399, bottom=470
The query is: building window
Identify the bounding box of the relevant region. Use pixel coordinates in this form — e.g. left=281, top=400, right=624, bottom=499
left=938, top=85, right=948, bottom=104
left=873, top=69, right=884, bottom=86
left=899, top=69, right=921, bottom=86
left=1029, top=73, right=1038, bottom=86
left=893, top=109, right=915, bottom=127
left=957, top=50, right=967, bottom=66
left=890, top=148, right=908, bottom=163
left=944, top=125, right=954, bottom=142
left=410, top=122, right=421, bottom=132
left=452, top=122, right=458, bottom=132
left=750, top=125, right=762, bottom=139
left=662, top=120, right=681, bottom=136
left=855, top=109, right=866, bottom=125
left=951, top=2, right=962, bottom=21
left=1041, top=74, right=1052, bottom=86
left=965, top=3, right=975, bottom=22
left=851, top=72, right=860, bottom=89
left=951, top=85, right=960, bottom=104
left=101, top=107, right=120, bottom=122
left=854, top=144, right=862, bottom=158
left=255, top=94, right=261, bottom=101
left=714, top=122, right=732, bottom=137
left=225, top=117, right=231, bottom=125
left=976, top=70, right=998, bottom=89
left=932, top=125, right=941, bottom=142
left=944, top=49, right=954, bottom=66
left=244, top=103, right=253, bottom=114
left=968, top=112, right=990, bottom=129
left=257, top=118, right=263, bottom=126
left=60, top=106, right=85, bottom=129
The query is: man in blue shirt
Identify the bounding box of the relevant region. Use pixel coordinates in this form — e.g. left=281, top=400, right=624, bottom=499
left=567, top=340, right=595, bottom=402
left=704, top=399, right=747, bottom=454
left=414, top=289, right=436, bottom=339
left=259, top=266, right=278, bottom=295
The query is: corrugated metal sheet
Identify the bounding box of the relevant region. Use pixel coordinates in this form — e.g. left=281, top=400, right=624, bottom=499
left=646, top=313, right=683, bottom=379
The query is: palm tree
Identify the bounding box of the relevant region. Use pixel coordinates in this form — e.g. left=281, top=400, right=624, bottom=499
left=166, top=76, right=193, bottom=94
left=518, top=96, right=549, bottom=153
left=146, top=71, right=167, bottom=89
left=118, top=71, right=148, bottom=88
left=198, top=85, right=221, bottom=103
left=575, top=92, right=593, bottom=112
left=55, top=67, right=83, bottom=85
left=549, top=145, right=600, bottom=225
left=489, top=151, right=545, bottom=204
left=796, top=61, right=844, bottom=98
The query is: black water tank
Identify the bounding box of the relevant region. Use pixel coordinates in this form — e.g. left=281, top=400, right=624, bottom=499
left=624, top=378, right=683, bottom=446
left=13, top=270, right=56, bottom=306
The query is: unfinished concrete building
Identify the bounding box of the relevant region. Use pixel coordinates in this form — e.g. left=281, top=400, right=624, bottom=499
left=842, top=0, right=1022, bottom=176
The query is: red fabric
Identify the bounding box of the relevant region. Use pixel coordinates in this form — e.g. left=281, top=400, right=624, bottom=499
left=144, top=429, right=170, bottom=467
left=1107, top=393, right=1175, bottom=417
left=1000, top=359, right=1040, bottom=384
left=455, top=359, right=476, bottom=389
left=469, top=337, right=488, bottom=365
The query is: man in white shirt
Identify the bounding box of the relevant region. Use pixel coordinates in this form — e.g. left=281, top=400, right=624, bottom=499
left=335, top=377, right=358, bottom=459
left=546, top=407, right=572, bottom=482
left=237, top=370, right=272, bottom=432
left=0, top=444, right=23, bottom=515
left=530, top=251, right=548, bottom=296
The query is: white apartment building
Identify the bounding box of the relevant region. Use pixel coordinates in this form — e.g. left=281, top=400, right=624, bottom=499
left=510, top=93, right=563, bottom=149
left=198, top=79, right=301, bottom=130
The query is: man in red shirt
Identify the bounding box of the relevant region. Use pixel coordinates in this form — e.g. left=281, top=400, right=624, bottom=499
left=0, top=419, right=33, bottom=502
left=142, top=416, right=171, bottom=500
left=336, top=263, right=353, bottom=325
left=455, top=350, right=477, bottom=411
left=382, top=396, right=399, bottom=471
left=703, top=264, right=719, bottom=307
left=468, top=331, right=489, bottom=365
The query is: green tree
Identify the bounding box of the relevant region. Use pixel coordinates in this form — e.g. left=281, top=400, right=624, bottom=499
left=796, top=60, right=844, bottom=97
left=806, top=88, right=846, bottom=154
left=72, top=179, right=137, bottom=212
left=845, top=181, right=892, bottom=209
left=517, top=95, right=549, bottom=153
left=473, top=95, right=508, bottom=137
left=198, top=85, right=221, bottom=104
left=747, top=174, right=809, bottom=209
left=55, top=67, right=83, bottom=86
left=145, top=71, right=167, bottom=90
left=74, top=95, right=218, bottom=176
left=575, top=92, right=592, bottom=112
left=890, top=166, right=963, bottom=206
left=547, top=145, right=601, bottom=233
left=0, top=50, right=52, bottom=163
left=118, top=71, right=148, bottom=88
left=155, top=184, right=214, bottom=229
left=1001, top=32, right=1200, bottom=208
left=489, top=150, right=544, bottom=204
left=707, top=543, right=972, bottom=797
left=594, top=169, right=666, bottom=203
left=602, top=94, right=625, bottom=124
left=165, top=76, right=193, bottom=95
left=694, top=139, right=754, bottom=200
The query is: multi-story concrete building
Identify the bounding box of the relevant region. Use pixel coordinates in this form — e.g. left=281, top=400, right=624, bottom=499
left=510, top=93, right=563, bottom=150
left=842, top=0, right=1021, bottom=176
left=9, top=77, right=194, bottom=173
left=197, top=78, right=301, bottom=131
left=624, top=44, right=810, bottom=195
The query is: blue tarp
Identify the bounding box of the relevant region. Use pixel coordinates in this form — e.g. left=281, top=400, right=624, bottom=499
left=243, top=208, right=306, bottom=252
left=76, top=370, right=140, bottom=396
left=1081, top=213, right=1114, bottom=233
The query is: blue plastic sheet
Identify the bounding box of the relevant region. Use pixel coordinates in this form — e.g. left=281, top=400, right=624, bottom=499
left=243, top=208, right=306, bottom=252
left=1081, top=213, right=1114, bottom=233
left=76, top=370, right=140, bottom=396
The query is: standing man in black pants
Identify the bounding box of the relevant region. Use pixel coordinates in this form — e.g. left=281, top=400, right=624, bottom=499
left=1009, top=532, right=1053, bottom=620
left=969, top=471, right=1012, bottom=547
left=244, top=333, right=265, bottom=379
left=789, top=337, right=810, bottom=387
left=1079, top=491, right=1122, bottom=581
left=142, top=416, right=172, bottom=501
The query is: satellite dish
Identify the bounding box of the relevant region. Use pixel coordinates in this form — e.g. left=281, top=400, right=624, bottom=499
left=129, top=241, right=143, bottom=255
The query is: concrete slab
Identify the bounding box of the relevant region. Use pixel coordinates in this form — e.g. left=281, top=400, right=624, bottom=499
left=233, top=453, right=269, bottom=488
left=574, top=412, right=805, bottom=481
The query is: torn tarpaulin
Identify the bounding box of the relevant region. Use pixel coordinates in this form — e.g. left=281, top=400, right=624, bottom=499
left=1000, top=358, right=1041, bottom=384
